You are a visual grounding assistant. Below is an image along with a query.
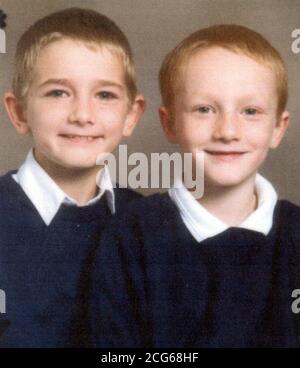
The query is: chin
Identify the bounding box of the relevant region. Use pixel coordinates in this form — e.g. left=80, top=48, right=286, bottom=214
left=204, top=172, right=253, bottom=189
left=59, top=160, right=98, bottom=172
left=60, top=153, right=98, bottom=167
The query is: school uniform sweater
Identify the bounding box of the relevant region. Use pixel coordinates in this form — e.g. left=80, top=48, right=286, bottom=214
left=90, top=193, right=300, bottom=348
left=0, top=171, right=141, bottom=347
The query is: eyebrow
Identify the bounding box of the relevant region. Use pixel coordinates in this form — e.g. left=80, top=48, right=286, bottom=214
left=38, top=78, right=125, bottom=91
left=190, top=92, right=268, bottom=103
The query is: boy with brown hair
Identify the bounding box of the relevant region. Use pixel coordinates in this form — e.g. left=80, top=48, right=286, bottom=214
left=0, top=7, right=144, bottom=347
left=90, top=24, right=300, bottom=347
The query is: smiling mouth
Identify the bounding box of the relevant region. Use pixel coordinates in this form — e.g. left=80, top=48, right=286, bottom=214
left=205, top=150, right=246, bottom=155
left=60, top=134, right=102, bottom=142
left=205, top=150, right=247, bottom=161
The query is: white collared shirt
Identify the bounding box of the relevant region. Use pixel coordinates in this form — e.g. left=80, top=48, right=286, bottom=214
left=168, top=174, right=278, bottom=242
left=12, top=150, right=115, bottom=225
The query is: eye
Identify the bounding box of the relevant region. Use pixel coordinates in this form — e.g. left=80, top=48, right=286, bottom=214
left=243, top=107, right=259, bottom=116
left=45, top=90, right=68, bottom=98
left=97, top=91, right=117, bottom=100
left=196, top=105, right=215, bottom=114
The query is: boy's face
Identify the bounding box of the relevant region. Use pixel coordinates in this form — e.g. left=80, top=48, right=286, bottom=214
left=160, top=47, right=289, bottom=189
left=7, top=39, right=143, bottom=173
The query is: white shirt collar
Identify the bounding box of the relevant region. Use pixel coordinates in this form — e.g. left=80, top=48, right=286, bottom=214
left=168, top=174, right=278, bottom=242
left=13, top=150, right=115, bottom=225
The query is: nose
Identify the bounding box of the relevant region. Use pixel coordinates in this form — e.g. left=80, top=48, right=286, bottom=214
left=68, top=95, right=95, bottom=126
left=212, top=111, right=241, bottom=142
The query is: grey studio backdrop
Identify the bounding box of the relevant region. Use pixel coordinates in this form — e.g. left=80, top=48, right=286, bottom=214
left=0, top=0, right=300, bottom=201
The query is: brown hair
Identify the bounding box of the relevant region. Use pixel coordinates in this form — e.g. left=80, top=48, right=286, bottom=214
left=12, top=7, right=137, bottom=103
left=159, top=24, right=288, bottom=116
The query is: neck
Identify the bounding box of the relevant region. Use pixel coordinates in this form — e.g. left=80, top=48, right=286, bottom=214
left=198, top=175, right=258, bottom=226
left=51, top=168, right=100, bottom=205
left=34, top=156, right=101, bottom=205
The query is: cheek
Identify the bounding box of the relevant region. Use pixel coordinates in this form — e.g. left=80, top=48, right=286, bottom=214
left=246, top=126, right=275, bottom=150
left=99, top=106, right=127, bottom=125
left=101, top=118, right=125, bottom=142
left=178, top=123, right=208, bottom=150
left=27, top=101, right=63, bottom=129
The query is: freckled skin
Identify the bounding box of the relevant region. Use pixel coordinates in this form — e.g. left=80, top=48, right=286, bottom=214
left=161, top=47, right=288, bottom=190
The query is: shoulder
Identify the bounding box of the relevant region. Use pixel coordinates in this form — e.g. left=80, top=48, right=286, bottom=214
left=0, top=170, right=20, bottom=200
left=0, top=171, right=26, bottom=227
left=114, top=186, right=143, bottom=209
left=96, top=192, right=179, bottom=267
left=124, top=191, right=175, bottom=213
left=275, top=199, right=300, bottom=242
left=0, top=170, right=17, bottom=189
left=276, top=199, right=300, bottom=222
left=275, top=200, right=300, bottom=283
left=111, top=191, right=179, bottom=233
left=135, top=191, right=175, bottom=208
left=0, top=170, right=34, bottom=213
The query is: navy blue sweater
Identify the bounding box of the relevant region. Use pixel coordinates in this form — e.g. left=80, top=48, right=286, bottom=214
left=90, top=193, right=300, bottom=348
left=0, top=171, right=141, bottom=347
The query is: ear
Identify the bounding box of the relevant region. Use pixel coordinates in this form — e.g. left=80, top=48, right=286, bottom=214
left=159, top=105, right=178, bottom=143
left=269, top=110, right=289, bottom=149
left=3, top=92, right=30, bottom=134
left=122, top=95, right=146, bottom=137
